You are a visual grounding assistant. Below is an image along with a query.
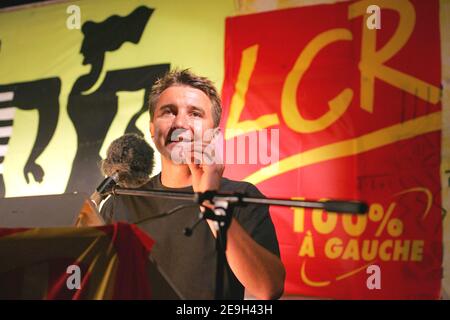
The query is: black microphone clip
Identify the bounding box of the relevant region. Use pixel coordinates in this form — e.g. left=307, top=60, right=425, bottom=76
left=96, top=172, right=120, bottom=196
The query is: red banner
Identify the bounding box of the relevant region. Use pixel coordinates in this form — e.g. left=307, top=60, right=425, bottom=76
left=221, top=0, right=442, bottom=299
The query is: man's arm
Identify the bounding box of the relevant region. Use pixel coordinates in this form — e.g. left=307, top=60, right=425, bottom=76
left=187, top=160, right=285, bottom=300
left=224, top=217, right=285, bottom=299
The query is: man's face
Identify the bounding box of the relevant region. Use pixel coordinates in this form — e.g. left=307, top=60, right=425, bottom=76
left=150, top=85, right=216, bottom=162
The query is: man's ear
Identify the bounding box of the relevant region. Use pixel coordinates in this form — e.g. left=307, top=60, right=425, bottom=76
left=150, top=121, right=154, bottom=138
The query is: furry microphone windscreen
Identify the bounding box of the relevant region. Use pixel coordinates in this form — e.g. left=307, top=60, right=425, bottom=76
left=100, top=133, right=154, bottom=188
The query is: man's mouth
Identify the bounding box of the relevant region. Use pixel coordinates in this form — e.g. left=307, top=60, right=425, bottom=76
left=165, top=135, right=192, bottom=146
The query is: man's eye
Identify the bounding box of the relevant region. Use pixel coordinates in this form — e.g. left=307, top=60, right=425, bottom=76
left=161, top=109, right=173, bottom=115
left=192, top=112, right=203, bottom=117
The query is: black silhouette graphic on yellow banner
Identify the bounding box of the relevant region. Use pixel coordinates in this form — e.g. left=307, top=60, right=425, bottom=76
left=0, top=6, right=169, bottom=197
left=0, top=78, right=61, bottom=197
left=66, top=6, right=169, bottom=193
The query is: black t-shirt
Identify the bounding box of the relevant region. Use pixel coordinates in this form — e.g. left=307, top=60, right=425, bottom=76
left=100, top=173, right=280, bottom=300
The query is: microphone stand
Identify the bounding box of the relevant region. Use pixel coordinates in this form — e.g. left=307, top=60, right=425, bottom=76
left=112, top=186, right=367, bottom=300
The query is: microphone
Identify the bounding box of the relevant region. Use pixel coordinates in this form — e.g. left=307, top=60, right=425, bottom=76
left=90, top=172, right=120, bottom=206
left=90, top=133, right=155, bottom=206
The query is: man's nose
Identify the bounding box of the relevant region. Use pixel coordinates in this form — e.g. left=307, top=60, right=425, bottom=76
left=173, top=111, right=190, bottom=129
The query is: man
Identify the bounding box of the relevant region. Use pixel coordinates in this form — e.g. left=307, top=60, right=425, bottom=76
left=100, top=69, right=285, bottom=299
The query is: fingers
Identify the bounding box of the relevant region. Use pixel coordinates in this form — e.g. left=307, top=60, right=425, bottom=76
left=182, top=142, right=224, bottom=192
left=177, top=141, right=218, bottom=165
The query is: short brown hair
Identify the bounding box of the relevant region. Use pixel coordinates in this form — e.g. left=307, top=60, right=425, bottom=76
left=148, top=69, right=222, bottom=127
